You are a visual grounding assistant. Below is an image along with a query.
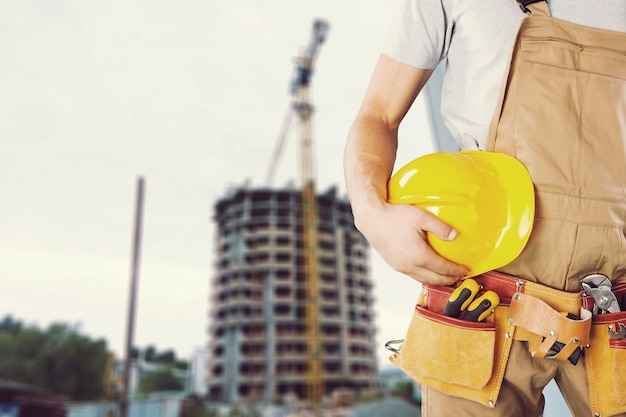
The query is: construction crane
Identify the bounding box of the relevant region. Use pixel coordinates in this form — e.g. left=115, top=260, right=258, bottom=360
left=265, top=18, right=329, bottom=408
left=265, top=19, right=329, bottom=188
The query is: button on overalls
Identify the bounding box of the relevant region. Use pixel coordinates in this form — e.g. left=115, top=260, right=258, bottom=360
left=422, top=1, right=626, bottom=416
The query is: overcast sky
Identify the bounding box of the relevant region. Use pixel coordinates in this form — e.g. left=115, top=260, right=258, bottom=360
left=0, top=0, right=436, bottom=365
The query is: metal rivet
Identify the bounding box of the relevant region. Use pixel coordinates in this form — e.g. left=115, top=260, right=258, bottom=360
left=516, top=280, right=524, bottom=287
left=573, top=338, right=580, bottom=345
left=423, top=290, right=429, bottom=296
left=549, top=331, right=557, bottom=338
left=594, top=412, right=600, bottom=417
left=513, top=293, right=521, bottom=301
left=505, top=332, right=511, bottom=339
left=508, top=318, right=515, bottom=325
left=391, top=354, right=398, bottom=360
left=488, top=400, right=495, bottom=407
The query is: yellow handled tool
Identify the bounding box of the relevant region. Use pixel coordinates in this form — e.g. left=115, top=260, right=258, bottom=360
left=463, top=291, right=500, bottom=322
left=442, top=279, right=481, bottom=318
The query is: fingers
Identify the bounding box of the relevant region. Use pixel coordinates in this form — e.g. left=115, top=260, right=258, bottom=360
left=404, top=258, right=468, bottom=286
left=353, top=201, right=470, bottom=285
left=390, top=233, right=469, bottom=285
left=380, top=205, right=469, bottom=284
left=413, top=209, right=469, bottom=272
left=413, top=207, right=458, bottom=242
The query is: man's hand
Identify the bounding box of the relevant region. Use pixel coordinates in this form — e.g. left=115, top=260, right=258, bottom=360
left=354, top=199, right=469, bottom=285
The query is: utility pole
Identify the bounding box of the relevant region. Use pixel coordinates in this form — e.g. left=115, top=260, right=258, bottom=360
left=120, top=177, right=145, bottom=417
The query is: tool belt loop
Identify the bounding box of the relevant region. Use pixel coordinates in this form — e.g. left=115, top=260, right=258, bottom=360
left=508, top=291, right=592, bottom=361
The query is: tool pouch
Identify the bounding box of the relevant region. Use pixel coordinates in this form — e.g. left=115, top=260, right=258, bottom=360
left=388, top=281, right=515, bottom=408
left=387, top=271, right=624, bottom=410
left=584, top=283, right=626, bottom=417
left=505, top=280, right=626, bottom=417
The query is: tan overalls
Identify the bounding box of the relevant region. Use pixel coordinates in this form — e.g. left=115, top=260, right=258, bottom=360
left=394, top=1, right=626, bottom=416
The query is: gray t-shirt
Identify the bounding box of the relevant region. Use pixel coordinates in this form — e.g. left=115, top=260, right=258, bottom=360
left=382, top=0, right=626, bottom=150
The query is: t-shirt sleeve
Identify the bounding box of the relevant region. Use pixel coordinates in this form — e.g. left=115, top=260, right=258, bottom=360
left=381, top=0, right=453, bottom=70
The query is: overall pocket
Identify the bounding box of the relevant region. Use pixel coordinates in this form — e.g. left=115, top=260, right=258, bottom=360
left=586, top=311, right=626, bottom=416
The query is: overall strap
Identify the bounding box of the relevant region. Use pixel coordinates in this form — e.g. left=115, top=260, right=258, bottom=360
left=517, top=0, right=550, bottom=16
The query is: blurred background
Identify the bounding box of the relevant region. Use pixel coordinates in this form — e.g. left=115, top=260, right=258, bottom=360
left=0, top=1, right=568, bottom=416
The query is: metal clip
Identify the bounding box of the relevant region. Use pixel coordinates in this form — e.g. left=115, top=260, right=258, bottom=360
left=384, top=339, right=403, bottom=354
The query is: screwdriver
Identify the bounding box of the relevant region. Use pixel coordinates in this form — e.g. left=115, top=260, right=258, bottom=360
left=442, top=279, right=481, bottom=318
left=463, top=291, right=500, bottom=322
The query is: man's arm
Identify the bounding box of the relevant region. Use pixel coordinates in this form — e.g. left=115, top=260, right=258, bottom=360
left=344, top=54, right=468, bottom=285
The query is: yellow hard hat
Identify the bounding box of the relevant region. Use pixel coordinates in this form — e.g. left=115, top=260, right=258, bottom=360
left=387, top=151, right=535, bottom=277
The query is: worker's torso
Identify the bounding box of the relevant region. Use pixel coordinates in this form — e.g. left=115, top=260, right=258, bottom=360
left=487, top=2, right=626, bottom=291
left=439, top=0, right=626, bottom=150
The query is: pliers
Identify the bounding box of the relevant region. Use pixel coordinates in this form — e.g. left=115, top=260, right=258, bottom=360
left=581, top=274, right=620, bottom=314
left=581, top=274, right=625, bottom=339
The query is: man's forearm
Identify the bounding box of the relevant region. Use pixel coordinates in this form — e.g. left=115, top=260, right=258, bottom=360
left=344, top=111, right=399, bottom=219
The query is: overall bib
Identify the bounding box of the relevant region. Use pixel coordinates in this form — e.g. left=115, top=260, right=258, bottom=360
left=391, top=2, right=626, bottom=416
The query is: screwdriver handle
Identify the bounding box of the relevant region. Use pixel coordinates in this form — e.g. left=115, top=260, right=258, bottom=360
left=463, top=291, right=500, bottom=322
left=442, top=279, right=480, bottom=318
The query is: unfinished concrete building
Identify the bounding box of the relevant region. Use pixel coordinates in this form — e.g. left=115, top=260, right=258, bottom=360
left=207, top=186, right=377, bottom=404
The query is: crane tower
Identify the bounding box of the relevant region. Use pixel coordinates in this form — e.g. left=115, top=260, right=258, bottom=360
left=266, top=18, right=329, bottom=408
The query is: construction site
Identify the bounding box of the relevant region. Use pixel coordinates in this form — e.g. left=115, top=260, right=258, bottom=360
left=209, top=186, right=377, bottom=405
left=205, top=19, right=381, bottom=413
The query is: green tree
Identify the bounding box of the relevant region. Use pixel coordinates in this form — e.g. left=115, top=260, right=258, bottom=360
left=136, top=345, right=187, bottom=369
left=181, top=395, right=220, bottom=417
left=130, top=346, right=140, bottom=360
left=0, top=315, right=109, bottom=400
left=143, top=345, right=157, bottom=362
left=392, top=380, right=415, bottom=400
left=0, top=315, right=22, bottom=333
left=139, top=368, right=184, bottom=394
left=175, top=359, right=189, bottom=371
left=154, top=349, right=176, bottom=365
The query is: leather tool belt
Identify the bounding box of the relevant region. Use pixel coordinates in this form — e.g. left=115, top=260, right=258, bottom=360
left=387, top=270, right=626, bottom=415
